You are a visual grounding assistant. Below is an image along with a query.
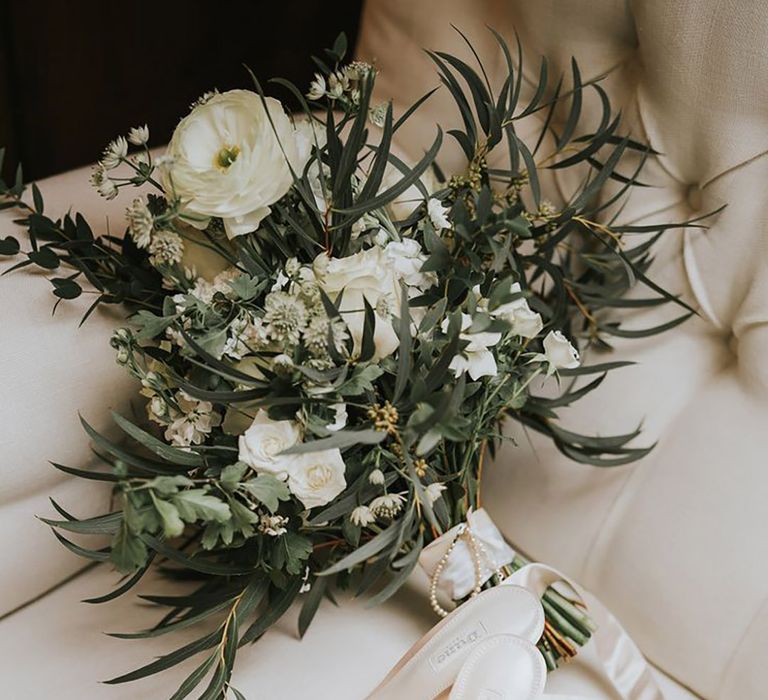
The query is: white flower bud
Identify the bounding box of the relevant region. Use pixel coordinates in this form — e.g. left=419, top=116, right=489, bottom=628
left=368, top=468, right=385, bottom=486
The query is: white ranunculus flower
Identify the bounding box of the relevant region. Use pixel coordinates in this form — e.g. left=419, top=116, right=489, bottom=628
left=384, top=238, right=436, bottom=291
left=314, top=247, right=400, bottom=359
left=543, top=330, right=580, bottom=371
left=287, top=449, right=347, bottom=509
left=162, top=90, right=309, bottom=239
left=442, top=314, right=502, bottom=380
left=237, top=409, right=301, bottom=479
left=492, top=282, right=544, bottom=339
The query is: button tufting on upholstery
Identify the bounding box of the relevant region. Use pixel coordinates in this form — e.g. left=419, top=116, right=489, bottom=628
left=685, top=184, right=703, bottom=212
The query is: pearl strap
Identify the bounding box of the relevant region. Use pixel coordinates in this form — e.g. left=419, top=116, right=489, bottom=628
left=429, top=522, right=507, bottom=618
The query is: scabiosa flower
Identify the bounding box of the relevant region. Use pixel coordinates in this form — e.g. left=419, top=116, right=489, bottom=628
left=164, top=392, right=221, bottom=447
left=307, top=73, right=326, bottom=100
left=91, top=166, right=118, bottom=200
left=350, top=505, right=375, bottom=527
left=263, top=291, right=307, bottom=347
left=101, top=136, right=128, bottom=170
left=258, top=513, right=289, bottom=537
left=127, top=124, right=149, bottom=146
left=149, top=231, right=184, bottom=267
left=126, top=197, right=153, bottom=248
left=370, top=493, right=405, bottom=520
left=303, top=314, right=347, bottom=358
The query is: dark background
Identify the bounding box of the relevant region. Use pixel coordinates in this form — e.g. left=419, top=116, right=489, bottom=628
left=0, top=1, right=363, bottom=182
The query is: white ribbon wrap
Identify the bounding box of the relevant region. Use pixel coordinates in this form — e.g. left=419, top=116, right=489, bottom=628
left=419, top=507, right=516, bottom=600
left=418, top=508, right=664, bottom=700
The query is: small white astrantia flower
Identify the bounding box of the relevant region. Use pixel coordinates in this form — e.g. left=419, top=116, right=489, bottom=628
left=258, top=513, right=289, bottom=537
left=307, top=73, right=326, bottom=100
left=543, top=330, right=580, bottom=372
left=424, top=482, right=447, bottom=505
left=287, top=448, right=347, bottom=509
left=149, top=231, right=184, bottom=267
left=350, top=505, right=375, bottom=527
left=238, top=409, right=301, bottom=479
left=91, top=166, right=118, bottom=200
left=369, top=102, right=388, bottom=127
left=427, top=197, right=451, bottom=230
left=101, top=136, right=128, bottom=170
left=164, top=392, right=221, bottom=447
left=368, top=468, right=385, bottom=486
left=127, top=124, right=150, bottom=146
left=327, top=71, right=347, bottom=99
left=442, top=314, right=502, bottom=380
left=370, top=493, right=405, bottom=519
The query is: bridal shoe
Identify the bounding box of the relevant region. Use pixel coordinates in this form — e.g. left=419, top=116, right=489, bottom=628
left=366, top=584, right=544, bottom=700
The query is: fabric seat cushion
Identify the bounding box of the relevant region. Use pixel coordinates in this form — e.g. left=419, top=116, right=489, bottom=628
left=0, top=564, right=698, bottom=699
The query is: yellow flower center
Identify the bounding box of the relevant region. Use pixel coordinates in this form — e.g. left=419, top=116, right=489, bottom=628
left=307, top=464, right=332, bottom=489
left=215, top=144, right=240, bottom=169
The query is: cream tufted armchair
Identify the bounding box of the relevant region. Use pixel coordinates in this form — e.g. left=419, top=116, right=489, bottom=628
left=1, top=1, right=765, bottom=698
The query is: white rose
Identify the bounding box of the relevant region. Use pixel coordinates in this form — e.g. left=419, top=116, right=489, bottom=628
left=237, top=409, right=301, bottom=478
left=314, top=247, right=400, bottom=359
left=492, top=283, right=544, bottom=339
left=287, top=448, right=347, bottom=509
left=163, top=90, right=308, bottom=239
left=384, top=238, right=436, bottom=290
left=543, top=330, right=580, bottom=370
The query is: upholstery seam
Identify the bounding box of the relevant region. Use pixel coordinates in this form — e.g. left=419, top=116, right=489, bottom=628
left=0, top=561, right=98, bottom=622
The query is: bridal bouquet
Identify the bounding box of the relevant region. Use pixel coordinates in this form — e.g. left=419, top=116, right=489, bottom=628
left=0, top=31, right=704, bottom=699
